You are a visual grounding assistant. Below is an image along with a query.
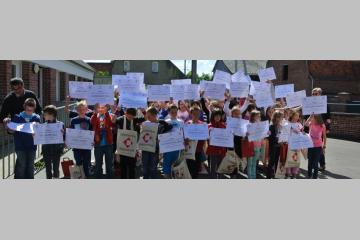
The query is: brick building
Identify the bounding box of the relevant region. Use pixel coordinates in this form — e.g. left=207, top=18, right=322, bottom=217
left=0, top=60, right=95, bottom=107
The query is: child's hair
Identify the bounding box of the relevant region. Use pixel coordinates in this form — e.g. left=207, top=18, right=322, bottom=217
left=271, top=110, right=284, bottom=126
left=312, top=87, right=322, bottom=95
left=168, top=104, right=178, bottom=111
left=249, top=110, right=261, bottom=123
left=76, top=100, right=87, bottom=109
left=190, top=105, right=201, bottom=113
left=43, top=105, right=58, bottom=118
left=288, top=109, right=299, bottom=122
left=210, top=100, right=220, bottom=108
left=24, top=98, right=36, bottom=108
left=313, top=114, right=324, bottom=125
left=126, top=108, right=137, bottom=116
left=210, top=108, right=223, bottom=122
left=146, top=106, right=158, bottom=116
left=231, top=105, right=241, bottom=115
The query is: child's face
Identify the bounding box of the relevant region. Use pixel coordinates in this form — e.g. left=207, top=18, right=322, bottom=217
left=77, top=105, right=88, bottom=116
left=255, top=115, right=261, bottom=122
left=125, top=112, right=135, bottom=121
left=292, top=113, right=299, bottom=122
left=179, top=101, right=186, bottom=110
left=96, top=105, right=107, bottom=115
left=169, top=109, right=177, bottom=119
left=231, top=110, right=241, bottom=118
left=191, top=110, right=200, bottom=120
left=214, top=114, right=221, bottom=122
left=146, top=112, right=157, bottom=122
left=24, top=105, right=35, bottom=115
left=43, top=112, right=55, bottom=121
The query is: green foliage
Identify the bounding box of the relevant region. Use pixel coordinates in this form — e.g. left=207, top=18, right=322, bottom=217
left=186, top=71, right=212, bottom=83
left=95, top=71, right=111, bottom=77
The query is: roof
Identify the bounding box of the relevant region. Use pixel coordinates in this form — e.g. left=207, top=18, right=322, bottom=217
left=70, top=60, right=96, bottom=72
left=213, top=60, right=268, bottom=74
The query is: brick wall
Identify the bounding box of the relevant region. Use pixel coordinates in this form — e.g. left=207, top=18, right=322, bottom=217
left=329, top=112, right=360, bottom=142
left=42, top=68, right=56, bottom=106
left=0, top=60, right=11, bottom=104
left=22, top=61, right=39, bottom=96
left=60, top=72, right=68, bottom=101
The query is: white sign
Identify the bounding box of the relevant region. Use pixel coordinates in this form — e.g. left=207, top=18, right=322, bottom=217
left=183, top=123, right=209, bottom=140
left=112, top=75, right=142, bottom=93
left=184, top=84, right=200, bottom=100
left=126, top=72, right=144, bottom=83
left=33, top=122, right=64, bottom=145
left=209, top=128, right=234, bottom=148
left=213, top=70, right=232, bottom=89
left=288, top=133, right=314, bottom=150
left=286, top=90, right=306, bottom=108
left=230, top=82, right=250, bottom=98
left=253, top=82, right=274, bottom=108
left=247, top=121, right=269, bottom=141
left=226, top=117, right=249, bottom=137
left=278, top=121, right=291, bottom=143
left=275, top=84, right=294, bottom=98
left=231, top=70, right=250, bottom=83
left=68, top=81, right=93, bottom=99
left=147, top=85, right=170, bottom=101
left=171, top=79, right=191, bottom=85
left=65, top=128, right=94, bottom=150
left=302, top=95, right=327, bottom=115
left=170, top=84, right=185, bottom=100
left=7, top=122, right=35, bottom=134
left=258, top=67, right=276, bottom=82
left=120, top=92, right=148, bottom=108
left=87, top=84, right=114, bottom=105
left=158, top=129, right=185, bottom=153
left=203, top=82, right=226, bottom=100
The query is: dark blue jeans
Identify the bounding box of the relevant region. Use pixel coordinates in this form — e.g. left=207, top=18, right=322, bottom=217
left=94, top=145, right=114, bottom=179
left=308, top=147, right=322, bottom=179
left=141, top=151, right=158, bottom=179
left=73, top=149, right=91, bottom=178
left=15, top=151, right=36, bottom=179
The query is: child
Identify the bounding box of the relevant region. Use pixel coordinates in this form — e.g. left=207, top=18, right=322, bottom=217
left=42, top=105, right=65, bottom=179
left=114, top=108, right=145, bottom=179
left=141, top=107, right=172, bottom=179
left=246, top=110, right=263, bottom=179
left=69, top=100, right=93, bottom=178
left=5, top=98, right=41, bottom=179
left=305, top=114, right=326, bottom=179
left=185, top=106, right=207, bottom=178
left=177, top=100, right=190, bottom=122
left=267, top=110, right=283, bottom=179
left=286, top=109, right=304, bottom=178
left=163, top=104, right=184, bottom=178
left=228, top=106, right=243, bottom=178
left=207, top=108, right=227, bottom=179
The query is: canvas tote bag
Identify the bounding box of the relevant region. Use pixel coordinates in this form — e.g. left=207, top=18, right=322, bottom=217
left=116, top=117, right=138, bottom=158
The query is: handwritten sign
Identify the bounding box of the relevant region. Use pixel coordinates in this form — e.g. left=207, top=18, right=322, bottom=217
left=209, top=128, right=234, bottom=148
left=87, top=84, right=114, bottom=105
left=226, top=117, right=249, bottom=137
left=147, top=85, right=171, bottom=101
left=302, top=95, right=327, bottom=115
left=231, top=70, right=250, bottom=83
left=69, top=81, right=93, bottom=99
left=170, top=84, right=185, bottom=100
left=120, top=92, right=148, bottom=108
left=184, top=84, right=200, bottom=100
left=7, top=122, right=35, bottom=134
left=230, top=82, right=250, bottom=98
left=203, top=82, right=226, bottom=100
left=258, top=67, right=276, bottom=82
left=288, top=133, right=314, bottom=150
left=112, top=75, right=142, bottom=93
left=171, top=79, right=191, bottom=85
left=247, top=121, right=269, bottom=141
left=33, top=122, right=64, bottom=145
left=213, top=70, right=232, bottom=89
left=183, top=123, right=209, bottom=140
left=158, top=129, right=185, bottom=153
left=286, top=90, right=306, bottom=108
left=65, top=128, right=94, bottom=150
left=253, top=82, right=274, bottom=108
left=275, top=84, right=294, bottom=98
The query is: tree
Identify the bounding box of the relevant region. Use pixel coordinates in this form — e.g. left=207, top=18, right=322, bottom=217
left=186, top=71, right=212, bottom=83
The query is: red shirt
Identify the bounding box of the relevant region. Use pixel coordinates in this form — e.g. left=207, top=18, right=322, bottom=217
left=207, top=121, right=227, bottom=157
left=90, top=112, right=115, bottom=145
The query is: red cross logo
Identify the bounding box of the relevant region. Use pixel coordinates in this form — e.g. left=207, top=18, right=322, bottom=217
left=123, top=137, right=132, bottom=148
left=292, top=152, right=298, bottom=162
left=143, top=133, right=151, bottom=143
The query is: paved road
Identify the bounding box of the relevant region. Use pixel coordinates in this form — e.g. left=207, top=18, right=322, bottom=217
left=35, top=138, right=360, bottom=179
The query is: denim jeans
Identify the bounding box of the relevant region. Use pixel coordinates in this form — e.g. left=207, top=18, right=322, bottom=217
left=141, top=151, right=158, bottom=179
left=43, top=153, right=61, bottom=179
left=73, top=149, right=92, bottom=178
left=94, top=145, right=114, bottom=179
left=15, top=151, right=36, bottom=179
left=247, top=147, right=261, bottom=179
left=308, top=147, right=322, bottom=179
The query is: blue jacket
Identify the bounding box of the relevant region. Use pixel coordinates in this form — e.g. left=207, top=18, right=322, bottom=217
left=11, top=113, right=41, bottom=151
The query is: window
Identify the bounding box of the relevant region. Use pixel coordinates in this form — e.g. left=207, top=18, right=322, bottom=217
left=11, top=60, right=22, bottom=78
left=282, top=65, right=288, bottom=81
left=55, top=71, right=60, bottom=101
left=152, top=61, right=159, bottom=73
left=124, top=61, right=130, bottom=72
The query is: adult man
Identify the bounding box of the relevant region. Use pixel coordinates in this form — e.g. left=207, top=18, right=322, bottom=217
left=0, top=77, right=42, bottom=122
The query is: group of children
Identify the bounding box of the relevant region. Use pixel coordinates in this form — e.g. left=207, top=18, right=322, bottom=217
left=4, top=86, right=327, bottom=179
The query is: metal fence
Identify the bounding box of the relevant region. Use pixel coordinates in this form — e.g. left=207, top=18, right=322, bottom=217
left=0, top=103, right=75, bottom=179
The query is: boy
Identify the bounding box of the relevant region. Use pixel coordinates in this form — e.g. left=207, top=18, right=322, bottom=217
left=141, top=107, right=172, bottom=179
left=114, top=108, right=145, bottom=179
left=42, top=105, right=65, bottom=179
left=69, top=100, right=93, bottom=178
left=90, top=104, right=115, bottom=179
left=163, top=104, right=184, bottom=178
left=4, top=98, right=41, bottom=179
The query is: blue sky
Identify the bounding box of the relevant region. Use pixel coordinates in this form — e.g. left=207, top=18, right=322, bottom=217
left=84, top=60, right=216, bottom=75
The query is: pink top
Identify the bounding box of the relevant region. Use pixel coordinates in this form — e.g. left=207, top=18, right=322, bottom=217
left=309, top=122, right=325, bottom=147
left=177, top=110, right=189, bottom=122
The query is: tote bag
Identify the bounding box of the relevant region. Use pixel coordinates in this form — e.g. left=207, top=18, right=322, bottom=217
left=172, top=151, right=192, bottom=179
left=116, top=118, right=138, bottom=158
left=217, top=150, right=238, bottom=174
left=184, top=140, right=197, bottom=160
left=285, top=149, right=304, bottom=168
left=69, top=165, right=86, bottom=179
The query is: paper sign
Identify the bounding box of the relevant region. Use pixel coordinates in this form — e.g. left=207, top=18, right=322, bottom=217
left=120, top=92, right=148, bottom=108
left=171, top=79, right=191, bottom=85
left=226, top=117, right=249, bottom=137
left=209, top=128, right=234, bottom=148
left=213, top=70, right=232, bottom=89
left=126, top=72, right=144, bottom=83
left=258, top=67, right=276, bottom=82
left=112, top=75, right=142, bottom=93
left=247, top=121, right=269, bottom=141
left=147, top=85, right=171, bottom=101
left=170, top=84, right=185, bottom=100
left=87, top=84, right=114, bottom=105
left=65, top=128, right=94, bottom=150
left=69, top=81, right=93, bottom=99
left=275, top=84, right=294, bottom=98
left=230, top=82, right=250, bottom=98
left=286, top=90, right=306, bottom=108
left=184, top=84, right=200, bottom=100
left=288, top=133, right=314, bottom=150
left=278, top=121, right=291, bottom=143
left=231, top=70, right=249, bottom=83
left=183, top=123, right=209, bottom=140
left=7, top=122, right=35, bottom=134
left=302, top=96, right=327, bottom=115
left=203, top=82, right=226, bottom=100
left=158, top=129, right=185, bottom=153
left=34, top=122, right=64, bottom=145
left=253, top=82, right=274, bottom=108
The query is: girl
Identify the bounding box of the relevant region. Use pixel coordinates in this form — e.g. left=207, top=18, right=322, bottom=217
left=246, top=110, right=263, bottom=179
left=177, top=100, right=190, bottom=122
left=305, top=114, right=326, bottom=179
left=228, top=106, right=243, bottom=178
left=267, top=110, right=283, bottom=179
left=207, top=108, right=227, bottom=179
left=242, top=103, right=257, bottom=120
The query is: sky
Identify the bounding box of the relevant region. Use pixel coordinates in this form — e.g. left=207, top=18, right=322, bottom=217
left=84, top=60, right=216, bottom=75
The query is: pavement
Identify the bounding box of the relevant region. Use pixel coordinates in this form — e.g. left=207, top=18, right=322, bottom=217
left=34, top=138, right=360, bottom=179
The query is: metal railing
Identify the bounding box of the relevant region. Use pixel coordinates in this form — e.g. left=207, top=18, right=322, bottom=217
left=0, top=103, right=75, bottom=179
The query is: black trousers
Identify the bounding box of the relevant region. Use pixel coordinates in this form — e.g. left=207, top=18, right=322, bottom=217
left=43, top=153, right=61, bottom=179
left=267, top=145, right=280, bottom=179
left=120, top=155, right=136, bottom=179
